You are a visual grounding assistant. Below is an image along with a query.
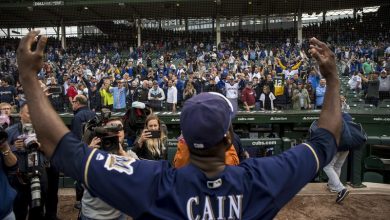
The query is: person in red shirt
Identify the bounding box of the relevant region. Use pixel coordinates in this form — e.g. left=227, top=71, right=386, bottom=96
left=241, top=81, right=256, bottom=111
left=66, top=81, right=78, bottom=103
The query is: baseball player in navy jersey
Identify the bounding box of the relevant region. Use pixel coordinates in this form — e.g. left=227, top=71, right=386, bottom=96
left=17, top=31, right=341, bottom=219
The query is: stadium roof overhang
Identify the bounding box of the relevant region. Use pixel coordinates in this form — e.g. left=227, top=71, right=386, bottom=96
left=0, top=0, right=386, bottom=28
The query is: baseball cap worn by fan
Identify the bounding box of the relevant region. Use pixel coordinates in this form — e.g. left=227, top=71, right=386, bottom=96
left=180, top=92, right=234, bottom=150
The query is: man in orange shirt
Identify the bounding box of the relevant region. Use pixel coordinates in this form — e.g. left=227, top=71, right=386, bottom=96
left=173, top=123, right=250, bottom=168
left=173, top=133, right=240, bottom=168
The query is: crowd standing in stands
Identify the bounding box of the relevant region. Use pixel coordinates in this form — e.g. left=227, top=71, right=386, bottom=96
left=0, top=11, right=388, bottom=219
left=0, top=11, right=389, bottom=114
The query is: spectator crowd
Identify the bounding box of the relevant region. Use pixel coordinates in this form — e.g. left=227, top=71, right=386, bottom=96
left=0, top=10, right=389, bottom=220
left=0, top=12, right=389, bottom=116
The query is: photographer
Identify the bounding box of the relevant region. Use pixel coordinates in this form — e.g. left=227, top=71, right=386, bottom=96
left=0, top=129, right=18, bottom=220
left=81, top=118, right=135, bottom=220
left=6, top=103, right=49, bottom=220
left=132, top=114, right=167, bottom=160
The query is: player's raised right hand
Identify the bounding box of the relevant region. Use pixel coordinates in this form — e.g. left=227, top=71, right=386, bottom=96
left=17, top=30, right=47, bottom=78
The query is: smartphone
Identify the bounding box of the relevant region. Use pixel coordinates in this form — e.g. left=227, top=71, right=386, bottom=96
left=49, top=87, right=62, bottom=94
left=149, top=130, right=161, bottom=138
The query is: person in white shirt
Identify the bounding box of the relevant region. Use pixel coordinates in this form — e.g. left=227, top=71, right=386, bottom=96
left=225, top=75, right=239, bottom=114
left=166, top=80, right=177, bottom=113
left=348, top=72, right=362, bottom=93
left=63, top=77, right=70, bottom=96
left=77, top=84, right=89, bottom=98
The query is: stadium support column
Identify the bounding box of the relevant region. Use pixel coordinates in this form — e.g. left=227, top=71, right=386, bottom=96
left=81, top=26, right=84, bottom=37
left=137, top=19, right=142, bottom=47
left=56, top=26, right=60, bottom=40
left=297, top=10, right=302, bottom=46
left=216, top=16, right=221, bottom=49
left=185, top=19, right=189, bottom=31
left=7, top=28, right=10, bottom=38
left=323, top=11, right=326, bottom=24
left=61, top=20, right=66, bottom=50
left=239, top=16, right=242, bottom=31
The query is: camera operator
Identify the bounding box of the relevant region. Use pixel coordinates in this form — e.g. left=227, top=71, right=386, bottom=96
left=0, top=129, right=18, bottom=220
left=6, top=103, right=50, bottom=220
left=81, top=118, right=137, bottom=220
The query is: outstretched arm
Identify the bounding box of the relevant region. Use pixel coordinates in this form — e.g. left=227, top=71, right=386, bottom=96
left=309, top=38, right=341, bottom=145
left=17, top=30, right=69, bottom=157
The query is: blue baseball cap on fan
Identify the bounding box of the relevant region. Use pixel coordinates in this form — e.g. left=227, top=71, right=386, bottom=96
left=180, top=92, right=234, bottom=150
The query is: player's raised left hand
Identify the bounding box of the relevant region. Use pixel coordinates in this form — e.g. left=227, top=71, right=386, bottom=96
left=308, top=37, right=337, bottom=81
left=17, top=30, right=47, bottom=78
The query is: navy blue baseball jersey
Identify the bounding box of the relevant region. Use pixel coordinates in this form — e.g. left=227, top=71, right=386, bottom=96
left=51, top=127, right=336, bottom=219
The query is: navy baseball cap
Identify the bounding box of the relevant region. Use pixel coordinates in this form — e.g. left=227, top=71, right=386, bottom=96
left=180, top=92, right=234, bottom=150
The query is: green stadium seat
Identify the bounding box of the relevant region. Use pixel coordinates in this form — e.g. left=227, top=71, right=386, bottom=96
left=381, top=136, right=390, bottom=145
left=346, top=94, right=358, bottom=99
left=348, top=98, right=364, bottom=104
left=382, top=99, right=390, bottom=104
left=363, top=171, right=384, bottom=183
left=350, top=103, right=375, bottom=109
left=378, top=103, right=390, bottom=109
left=367, top=136, right=382, bottom=145
left=282, top=137, right=293, bottom=151
left=361, top=104, right=375, bottom=109
left=364, top=156, right=385, bottom=170
left=349, top=103, right=360, bottom=109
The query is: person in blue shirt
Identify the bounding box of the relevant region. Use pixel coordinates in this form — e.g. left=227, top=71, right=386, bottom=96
left=110, top=80, right=128, bottom=112
left=308, top=68, right=320, bottom=89
left=70, top=95, right=96, bottom=140
left=18, top=31, right=343, bottom=219
left=316, top=78, right=327, bottom=109
left=0, top=134, right=18, bottom=220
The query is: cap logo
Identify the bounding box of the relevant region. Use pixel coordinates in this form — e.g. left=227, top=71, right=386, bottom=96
left=193, top=143, right=205, bottom=149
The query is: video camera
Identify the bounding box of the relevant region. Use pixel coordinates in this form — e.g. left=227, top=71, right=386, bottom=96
left=82, top=109, right=123, bottom=153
